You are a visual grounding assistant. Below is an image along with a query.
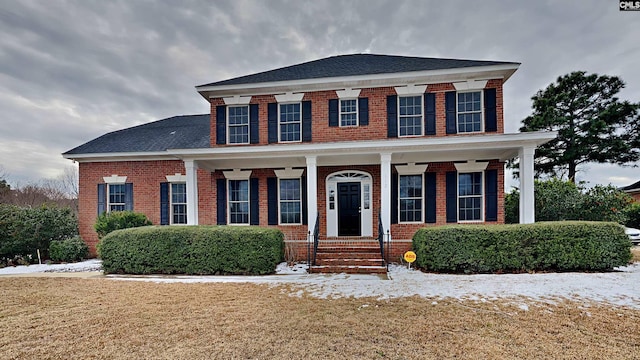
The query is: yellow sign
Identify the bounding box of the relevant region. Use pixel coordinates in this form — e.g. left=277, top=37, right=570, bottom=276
left=404, top=251, right=416, bottom=263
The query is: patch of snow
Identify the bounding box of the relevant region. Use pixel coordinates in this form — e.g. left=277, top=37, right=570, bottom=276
left=0, top=259, right=102, bottom=274
left=275, top=262, right=308, bottom=274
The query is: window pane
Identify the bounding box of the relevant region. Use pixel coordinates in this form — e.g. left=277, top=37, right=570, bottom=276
left=399, top=174, right=422, bottom=222
left=171, top=183, right=186, bottom=203
left=457, top=91, right=482, bottom=133
left=172, top=204, right=187, bottom=224
left=458, top=172, right=482, bottom=221
left=399, top=96, right=422, bottom=136
left=279, top=179, right=301, bottom=224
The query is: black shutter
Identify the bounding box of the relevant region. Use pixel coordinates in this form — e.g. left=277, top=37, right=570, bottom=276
left=216, top=179, right=226, bottom=225
left=160, top=182, right=169, bottom=225
left=485, top=169, right=498, bottom=221
left=425, top=172, right=437, bottom=223
left=124, top=183, right=133, bottom=211
left=267, top=178, right=278, bottom=225
left=302, top=101, right=312, bottom=142
left=250, top=178, right=259, bottom=225
left=216, top=105, right=226, bottom=144
left=391, top=173, right=398, bottom=224
left=446, top=171, right=457, bottom=223
left=425, top=93, right=436, bottom=135
left=328, top=99, right=339, bottom=127
left=387, top=95, right=397, bottom=138
left=268, top=103, right=278, bottom=143
left=445, top=91, right=457, bottom=134
left=250, top=104, right=259, bottom=144
left=358, top=97, right=369, bottom=126
left=97, top=183, right=106, bottom=216
left=301, top=176, right=308, bottom=225
left=484, top=88, right=497, bottom=132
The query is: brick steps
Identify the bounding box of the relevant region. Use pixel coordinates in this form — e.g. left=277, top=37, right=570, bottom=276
left=310, top=239, right=386, bottom=274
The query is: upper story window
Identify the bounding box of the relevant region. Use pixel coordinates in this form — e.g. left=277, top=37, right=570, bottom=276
left=398, top=95, right=423, bottom=137
left=228, top=105, right=249, bottom=144
left=457, top=91, right=482, bottom=133
left=458, top=172, right=483, bottom=222
left=340, top=99, right=358, bottom=127
left=399, top=174, right=423, bottom=223
left=170, top=183, right=187, bottom=225
left=279, top=103, right=301, bottom=142
left=228, top=179, right=249, bottom=224
left=108, top=184, right=126, bottom=212
left=279, top=178, right=302, bottom=224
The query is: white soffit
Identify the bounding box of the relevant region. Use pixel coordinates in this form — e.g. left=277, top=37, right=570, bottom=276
left=394, top=84, right=427, bottom=95
left=166, top=173, right=186, bottom=182
left=223, top=95, right=252, bottom=105
left=335, top=88, right=361, bottom=99
left=395, top=163, right=429, bottom=174
left=274, top=168, right=304, bottom=178
left=103, top=175, right=127, bottom=184
left=274, top=92, right=304, bottom=103
left=453, top=80, right=488, bottom=91
left=454, top=160, right=489, bottom=172
left=223, top=169, right=252, bottom=180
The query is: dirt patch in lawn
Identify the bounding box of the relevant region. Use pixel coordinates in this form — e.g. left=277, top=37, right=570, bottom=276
left=0, top=278, right=638, bottom=360
left=632, top=247, right=640, bottom=263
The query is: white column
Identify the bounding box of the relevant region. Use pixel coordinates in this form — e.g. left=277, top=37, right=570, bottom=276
left=185, top=160, right=199, bottom=225
left=380, top=153, right=392, bottom=238
left=519, top=146, right=535, bottom=224
left=305, top=156, right=318, bottom=237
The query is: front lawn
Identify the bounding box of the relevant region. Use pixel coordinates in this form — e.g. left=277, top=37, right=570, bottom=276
left=0, top=278, right=638, bottom=359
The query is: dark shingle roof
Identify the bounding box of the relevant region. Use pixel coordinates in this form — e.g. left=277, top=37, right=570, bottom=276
left=620, top=180, right=640, bottom=191
left=63, top=114, right=210, bottom=155
left=198, top=54, right=519, bottom=87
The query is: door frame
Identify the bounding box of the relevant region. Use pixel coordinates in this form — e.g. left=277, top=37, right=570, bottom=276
left=325, top=170, right=373, bottom=237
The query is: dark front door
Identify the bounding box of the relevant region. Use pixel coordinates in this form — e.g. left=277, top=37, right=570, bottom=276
left=338, top=182, right=361, bottom=236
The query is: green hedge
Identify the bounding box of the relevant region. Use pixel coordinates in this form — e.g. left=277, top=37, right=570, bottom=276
left=49, top=236, right=89, bottom=263
left=94, top=211, right=152, bottom=239
left=98, top=226, right=284, bottom=275
left=412, top=222, right=632, bottom=273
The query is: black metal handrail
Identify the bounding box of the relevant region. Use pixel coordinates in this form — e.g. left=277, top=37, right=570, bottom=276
left=377, top=213, right=388, bottom=270
left=312, top=215, right=320, bottom=266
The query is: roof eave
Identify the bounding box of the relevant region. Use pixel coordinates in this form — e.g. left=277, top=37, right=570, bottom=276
left=62, top=151, right=178, bottom=163
left=195, top=63, right=520, bottom=100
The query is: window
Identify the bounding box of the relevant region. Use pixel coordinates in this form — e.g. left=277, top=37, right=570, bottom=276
left=399, top=174, right=423, bottom=222
left=228, top=179, right=249, bottom=224
left=279, top=103, right=301, bottom=142
left=228, top=105, right=249, bottom=144
left=170, top=183, right=187, bottom=224
left=340, top=99, right=358, bottom=127
left=108, top=184, right=126, bottom=212
left=398, top=96, right=422, bottom=136
left=457, top=91, right=482, bottom=133
left=458, top=172, right=483, bottom=221
left=279, top=178, right=301, bottom=224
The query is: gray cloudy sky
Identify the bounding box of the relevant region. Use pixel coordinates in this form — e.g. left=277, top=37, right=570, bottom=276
left=1, top=0, right=639, bottom=188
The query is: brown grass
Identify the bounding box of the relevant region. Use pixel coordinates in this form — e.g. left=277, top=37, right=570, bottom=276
left=0, top=277, right=638, bottom=360
left=632, top=247, right=640, bottom=263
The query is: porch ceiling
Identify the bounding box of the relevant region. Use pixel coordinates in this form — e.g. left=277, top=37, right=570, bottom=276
left=168, top=131, right=556, bottom=171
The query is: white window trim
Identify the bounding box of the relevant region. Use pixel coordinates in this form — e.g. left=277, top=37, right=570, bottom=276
left=169, top=182, right=187, bottom=225
left=277, top=101, right=303, bottom=143
left=398, top=173, right=425, bottom=224
left=457, top=172, right=485, bottom=223
left=227, top=179, right=250, bottom=226
left=227, top=105, right=250, bottom=145
left=397, top=95, right=424, bottom=138
left=107, top=183, right=126, bottom=213
left=456, top=90, right=484, bottom=134
left=277, top=178, right=303, bottom=226
left=103, top=175, right=126, bottom=184
left=339, top=98, right=359, bottom=127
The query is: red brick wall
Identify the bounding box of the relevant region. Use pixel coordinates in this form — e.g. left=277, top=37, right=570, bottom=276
left=209, top=80, right=505, bottom=147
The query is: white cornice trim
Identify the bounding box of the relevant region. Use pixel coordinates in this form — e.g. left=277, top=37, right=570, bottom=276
left=166, top=173, right=186, bottom=182
left=274, top=168, right=304, bottom=178
left=223, top=95, right=252, bottom=105
left=395, top=163, right=429, bottom=174
left=223, top=169, right=252, bottom=180
left=454, top=160, right=489, bottom=172
left=275, top=92, right=304, bottom=103
left=103, top=175, right=127, bottom=184
left=394, top=84, right=427, bottom=95
left=335, top=88, right=361, bottom=99
left=453, top=80, right=488, bottom=91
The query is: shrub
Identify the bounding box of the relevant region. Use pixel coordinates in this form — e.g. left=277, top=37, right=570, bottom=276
left=412, top=222, right=631, bottom=273
left=49, top=236, right=89, bottom=263
left=581, top=185, right=632, bottom=223
left=0, top=204, right=78, bottom=263
left=98, top=226, right=284, bottom=275
left=94, top=211, right=152, bottom=239
left=624, top=202, right=640, bottom=229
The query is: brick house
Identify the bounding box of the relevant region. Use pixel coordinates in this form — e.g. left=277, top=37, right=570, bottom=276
left=620, top=180, right=640, bottom=202
left=64, top=54, right=554, bottom=267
